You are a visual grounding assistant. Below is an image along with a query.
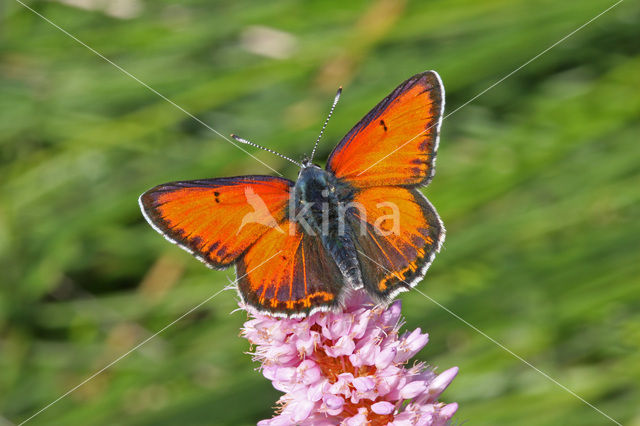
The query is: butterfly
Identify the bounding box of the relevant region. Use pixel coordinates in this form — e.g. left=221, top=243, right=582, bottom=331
left=139, top=70, right=445, bottom=317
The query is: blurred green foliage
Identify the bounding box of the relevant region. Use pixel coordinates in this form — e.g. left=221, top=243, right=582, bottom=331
left=1, top=0, right=639, bottom=424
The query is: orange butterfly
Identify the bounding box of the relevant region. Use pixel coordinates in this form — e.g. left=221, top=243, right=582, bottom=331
left=140, top=71, right=445, bottom=317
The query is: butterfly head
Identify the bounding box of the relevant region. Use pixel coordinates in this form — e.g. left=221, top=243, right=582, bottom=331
left=295, top=164, right=333, bottom=203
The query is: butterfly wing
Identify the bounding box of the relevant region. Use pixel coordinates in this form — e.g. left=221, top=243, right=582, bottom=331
left=346, top=186, right=444, bottom=301
left=326, top=71, right=444, bottom=188
left=237, top=221, right=345, bottom=317
left=139, top=175, right=292, bottom=269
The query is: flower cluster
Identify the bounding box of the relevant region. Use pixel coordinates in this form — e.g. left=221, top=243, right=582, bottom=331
left=241, top=293, right=458, bottom=425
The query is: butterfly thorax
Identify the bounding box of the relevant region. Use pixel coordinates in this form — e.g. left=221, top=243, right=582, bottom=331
left=292, top=165, right=352, bottom=224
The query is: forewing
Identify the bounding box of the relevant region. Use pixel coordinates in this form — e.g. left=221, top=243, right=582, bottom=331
left=139, top=175, right=292, bottom=269
left=326, top=71, right=444, bottom=188
left=347, top=186, right=444, bottom=301
left=237, top=221, right=344, bottom=317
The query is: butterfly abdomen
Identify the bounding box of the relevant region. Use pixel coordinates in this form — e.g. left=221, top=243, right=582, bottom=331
left=323, top=234, right=363, bottom=290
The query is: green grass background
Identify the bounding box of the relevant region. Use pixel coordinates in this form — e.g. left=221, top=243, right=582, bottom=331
left=1, top=0, right=639, bottom=424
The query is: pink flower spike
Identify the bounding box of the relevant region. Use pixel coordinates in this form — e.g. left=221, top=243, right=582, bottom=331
left=240, top=290, right=458, bottom=425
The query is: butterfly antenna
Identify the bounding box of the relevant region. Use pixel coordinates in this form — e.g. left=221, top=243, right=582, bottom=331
left=309, top=86, right=342, bottom=163
left=231, top=134, right=302, bottom=167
